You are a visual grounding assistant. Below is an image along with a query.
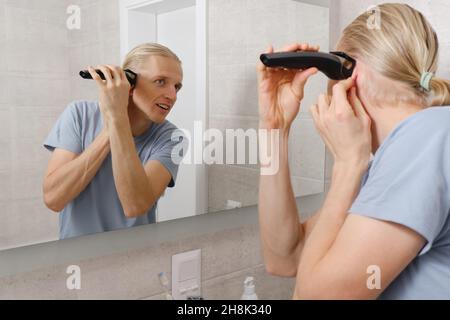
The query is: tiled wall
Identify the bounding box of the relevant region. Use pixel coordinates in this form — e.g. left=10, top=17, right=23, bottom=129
left=208, top=0, right=329, bottom=212
left=0, top=0, right=69, bottom=250
left=0, top=0, right=120, bottom=250
left=0, top=222, right=296, bottom=300
left=68, top=0, right=121, bottom=101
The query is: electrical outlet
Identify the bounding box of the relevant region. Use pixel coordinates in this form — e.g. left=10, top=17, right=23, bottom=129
left=171, top=249, right=201, bottom=300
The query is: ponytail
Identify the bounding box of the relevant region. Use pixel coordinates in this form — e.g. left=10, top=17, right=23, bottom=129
left=429, top=77, right=450, bottom=106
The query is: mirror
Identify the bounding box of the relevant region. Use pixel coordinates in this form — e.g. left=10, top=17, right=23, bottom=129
left=0, top=0, right=329, bottom=250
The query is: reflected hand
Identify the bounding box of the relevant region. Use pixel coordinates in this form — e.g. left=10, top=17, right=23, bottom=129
left=87, top=65, right=131, bottom=126
left=257, top=43, right=319, bottom=130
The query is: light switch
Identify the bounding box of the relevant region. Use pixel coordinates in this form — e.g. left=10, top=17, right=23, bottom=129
left=171, top=249, right=201, bottom=300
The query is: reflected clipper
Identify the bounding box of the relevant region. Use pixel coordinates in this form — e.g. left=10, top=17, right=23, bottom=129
left=260, top=51, right=356, bottom=80
left=79, top=68, right=138, bottom=87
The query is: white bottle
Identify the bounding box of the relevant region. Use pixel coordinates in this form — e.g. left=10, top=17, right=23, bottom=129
left=241, top=276, right=258, bottom=300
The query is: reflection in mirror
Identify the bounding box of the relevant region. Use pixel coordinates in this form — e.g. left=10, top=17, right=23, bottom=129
left=0, top=0, right=328, bottom=250
left=206, top=0, right=329, bottom=212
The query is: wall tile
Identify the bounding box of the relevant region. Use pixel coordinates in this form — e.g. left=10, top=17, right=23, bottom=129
left=98, top=0, right=119, bottom=31
left=67, top=1, right=100, bottom=47
left=208, top=165, right=260, bottom=212
left=4, top=6, right=66, bottom=46
left=289, top=118, right=325, bottom=180
left=4, top=40, right=69, bottom=76
left=12, top=137, right=51, bottom=175
left=0, top=2, right=5, bottom=44
left=209, top=0, right=247, bottom=66
left=295, top=2, right=330, bottom=48
left=209, top=114, right=260, bottom=169
left=71, top=225, right=262, bottom=299
left=0, top=170, right=12, bottom=201
left=7, top=76, right=71, bottom=108
left=0, top=107, right=12, bottom=169
left=291, top=176, right=324, bottom=198
left=0, top=222, right=297, bottom=300
left=209, top=64, right=258, bottom=118
left=0, top=263, right=78, bottom=300
left=69, top=75, right=99, bottom=102
left=10, top=165, right=45, bottom=201
left=200, top=225, right=262, bottom=281
left=245, top=0, right=297, bottom=50
left=202, top=264, right=295, bottom=300
left=4, top=198, right=59, bottom=250
left=68, top=43, right=101, bottom=76
left=12, top=106, right=63, bottom=141
left=0, top=201, right=12, bottom=250
left=76, top=242, right=180, bottom=299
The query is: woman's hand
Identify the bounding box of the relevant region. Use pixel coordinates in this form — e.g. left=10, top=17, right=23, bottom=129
left=88, top=65, right=131, bottom=126
left=257, top=43, right=319, bottom=130
left=310, top=78, right=372, bottom=169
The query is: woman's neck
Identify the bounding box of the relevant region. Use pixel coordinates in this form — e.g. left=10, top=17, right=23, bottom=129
left=369, top=101, right=425, bottom=153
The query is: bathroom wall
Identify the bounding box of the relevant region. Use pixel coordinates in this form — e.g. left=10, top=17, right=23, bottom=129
left=0, top=224, right=295, bottom=299
left=0, top=0, right=120, bottom=250
left=0, top=196, right=326, bottom=299
left=208, top=0, right=329, bottom=212
left=0, top=0, right=68, bottom=250
left=68, top=0, right=121, bottom=102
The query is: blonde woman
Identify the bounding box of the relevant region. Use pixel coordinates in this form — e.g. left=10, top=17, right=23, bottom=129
left=42, top=43, right=185, bottom=239
left=258, top=3, right=450, bottom=299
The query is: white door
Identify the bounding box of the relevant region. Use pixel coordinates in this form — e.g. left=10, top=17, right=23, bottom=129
left=120, top=0, right=208, bottom=221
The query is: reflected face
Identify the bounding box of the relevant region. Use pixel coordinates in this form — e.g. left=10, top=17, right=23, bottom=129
left=131, top=55, right=183, bottom=123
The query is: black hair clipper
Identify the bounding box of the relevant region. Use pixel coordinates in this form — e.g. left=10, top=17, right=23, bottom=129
left=259, top=51, right=356, bottom=80
left=79, top=68, right=138, bottom=87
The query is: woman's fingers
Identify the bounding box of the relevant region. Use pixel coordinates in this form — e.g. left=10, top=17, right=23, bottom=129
left=331, top=77, right=355, bottom=115
left=106, top=65, right=122, bottom=81
left=349, top=87, right=367, bottom=118
left=274, top=43, right=302, bottom=53
left=87, top=66, right=105, bottom=87
left=300, top=43, right=320, bottom=52
left=291, top=67, right=318, bottom=99
left=97, top=65, right=113, bottom=84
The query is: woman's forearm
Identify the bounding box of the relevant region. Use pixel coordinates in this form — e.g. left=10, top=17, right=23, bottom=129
left=294, top=162, right=366, bottom=295
left=43, top=130, right=110, bottom=212
left=259, top=127, right=306, bottom=276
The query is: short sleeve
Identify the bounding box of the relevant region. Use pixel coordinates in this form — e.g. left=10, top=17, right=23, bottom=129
left=43, top=102, right=82, bottom=154
left=147, top=127, right=188, bottom=188
left=349, top=118, right=450, bottom=256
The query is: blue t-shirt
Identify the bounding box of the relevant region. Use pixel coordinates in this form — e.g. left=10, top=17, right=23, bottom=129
left=349, top=106, right=450, bottom=299
left=44, top=101, right=185, bottom=240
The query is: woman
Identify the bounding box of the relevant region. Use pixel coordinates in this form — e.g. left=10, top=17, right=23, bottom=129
left=258, top=3, right=450, bottom=299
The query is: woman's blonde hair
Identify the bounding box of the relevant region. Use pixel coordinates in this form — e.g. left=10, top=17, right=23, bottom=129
left=337, top=3, right=450, bottom=107
left=122, top=43, right=181, bottom=70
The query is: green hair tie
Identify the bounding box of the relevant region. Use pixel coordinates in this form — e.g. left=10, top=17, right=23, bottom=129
left=420, top=72, right=434, bottom=91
